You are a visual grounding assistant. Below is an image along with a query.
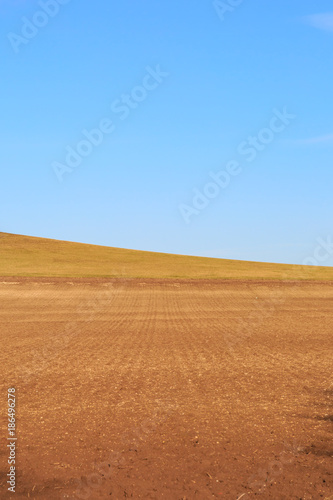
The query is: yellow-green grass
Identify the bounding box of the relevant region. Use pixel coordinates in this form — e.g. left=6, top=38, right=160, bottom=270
left=0, top=232, right=332, bottom=280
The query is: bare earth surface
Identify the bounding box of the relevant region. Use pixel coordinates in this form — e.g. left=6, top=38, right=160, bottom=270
left=0, top=278, right=332, bottom=499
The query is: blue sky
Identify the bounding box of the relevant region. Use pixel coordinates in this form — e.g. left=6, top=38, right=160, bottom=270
left=1, top=0, right=332, bottom=265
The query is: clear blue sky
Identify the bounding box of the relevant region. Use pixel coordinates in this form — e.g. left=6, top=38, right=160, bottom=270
left=1, top=0, right=332, bottom=265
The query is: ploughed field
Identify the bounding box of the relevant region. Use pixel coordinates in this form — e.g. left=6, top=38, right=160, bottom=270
left=0, top=277, right=332, bottom=499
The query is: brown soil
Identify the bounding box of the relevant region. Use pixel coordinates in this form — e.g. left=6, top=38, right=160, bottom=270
left=0, top=278, right=332, bottom=499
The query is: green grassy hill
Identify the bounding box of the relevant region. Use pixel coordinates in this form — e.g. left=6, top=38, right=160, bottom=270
left=0, top=232, right=332, bottom=280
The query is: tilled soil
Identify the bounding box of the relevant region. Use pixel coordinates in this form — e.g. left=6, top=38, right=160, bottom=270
left=0, top=278, right=332, bottom=499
